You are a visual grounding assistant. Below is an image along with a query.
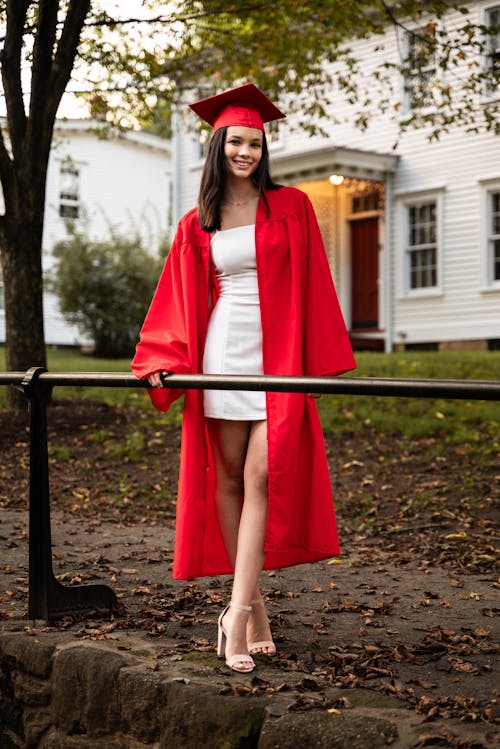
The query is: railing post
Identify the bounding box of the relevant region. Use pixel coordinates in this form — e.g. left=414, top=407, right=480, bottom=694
left=22, top=367, right=53, bottom=619
left=20, top=367, right=117, bottom=621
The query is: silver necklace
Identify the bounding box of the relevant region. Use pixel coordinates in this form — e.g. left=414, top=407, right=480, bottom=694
left=223, top=195, right=257, bottom=207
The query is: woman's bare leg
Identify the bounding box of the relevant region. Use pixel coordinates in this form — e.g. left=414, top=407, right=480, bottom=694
left=207, top=419, right=269, bottom=666
left=235, top=421, right=275, bottom=654
left=232, top=419, right=268, bottom=599
left=206, top=418, right=249, bottom=563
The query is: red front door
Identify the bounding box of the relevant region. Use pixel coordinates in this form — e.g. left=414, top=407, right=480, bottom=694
left=350, top=218, right=379, bottom=329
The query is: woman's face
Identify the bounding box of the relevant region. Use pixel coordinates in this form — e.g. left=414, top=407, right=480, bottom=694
left=224, top=126, right=263, bottom=180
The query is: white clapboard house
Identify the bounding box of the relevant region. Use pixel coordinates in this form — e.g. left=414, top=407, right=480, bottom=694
left=0, top=119, right=172, bottom=345
left=173, top=0, right=500, bottom=352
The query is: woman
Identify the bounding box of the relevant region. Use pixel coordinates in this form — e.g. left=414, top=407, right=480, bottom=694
left=132, top=83, right=356, bottom=673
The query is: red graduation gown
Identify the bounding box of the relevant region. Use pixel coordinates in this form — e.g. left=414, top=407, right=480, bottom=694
left=132, top=186, right=356, bottom=580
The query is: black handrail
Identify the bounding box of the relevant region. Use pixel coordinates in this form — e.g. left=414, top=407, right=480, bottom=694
left=1, top=367, right=499, bottom=622
left=1, top=370, right=500, bottom=399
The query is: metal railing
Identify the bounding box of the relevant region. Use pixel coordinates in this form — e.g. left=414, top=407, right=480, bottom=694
left=1, top=366, right=500, bottom=621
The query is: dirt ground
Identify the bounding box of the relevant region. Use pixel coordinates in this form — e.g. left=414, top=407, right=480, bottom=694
left=0, top=400, right=498, bottom=746
left=1, top=399, right=497, bottom=570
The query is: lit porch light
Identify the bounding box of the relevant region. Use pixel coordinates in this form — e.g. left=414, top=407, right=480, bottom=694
left=329, top=174, right=344, bottom=186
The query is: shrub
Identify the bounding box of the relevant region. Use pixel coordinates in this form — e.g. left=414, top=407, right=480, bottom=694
left=50, top=228, right=167, bottom=357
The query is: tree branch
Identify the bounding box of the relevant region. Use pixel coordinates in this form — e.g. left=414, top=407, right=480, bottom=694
left=79, top=3, right=267, bottom=29
left=0, top=3, right=268, bottom=43
left=46, top=0, right=91, bottom=122
left=24, top=0, right=90, bottom=174
left=28, top=0, right=59, bottom=128
left=0, top=0, right=29, bottom=162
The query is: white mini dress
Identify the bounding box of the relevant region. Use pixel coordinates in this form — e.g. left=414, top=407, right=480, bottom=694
left=202, top=224, right=267, bottom=420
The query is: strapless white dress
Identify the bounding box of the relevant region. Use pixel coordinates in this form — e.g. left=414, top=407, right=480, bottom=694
left=202, top=224, right=266, bottom=420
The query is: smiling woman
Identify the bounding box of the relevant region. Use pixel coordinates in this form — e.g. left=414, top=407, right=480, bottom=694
left=131, top=83, right=355, bottom=675
left=194, top=86, right=283, bottom=235
left=196, top=123, right=272, bottom=233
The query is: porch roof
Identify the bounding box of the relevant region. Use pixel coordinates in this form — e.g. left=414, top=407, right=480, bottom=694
left=271, top=143, right=399, bottom=183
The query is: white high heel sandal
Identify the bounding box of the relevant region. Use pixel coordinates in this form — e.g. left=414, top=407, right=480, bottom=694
left=248, top=598, right=277, bottom=656
left=217, top=602, right=255, bottom=673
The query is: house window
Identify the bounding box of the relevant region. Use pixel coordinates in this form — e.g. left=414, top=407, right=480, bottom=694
left=407, top=202, right=438, bottom=289
left=486, top=6, right=500, bottom=78
left=59, top=161, right=80, bottom=219
left=404, top=28, right=437, bottom=110
left=489, top=191, right=500, bottom=281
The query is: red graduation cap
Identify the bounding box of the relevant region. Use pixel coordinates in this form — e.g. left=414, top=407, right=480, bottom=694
left=189, top=83, right=286, bottom=132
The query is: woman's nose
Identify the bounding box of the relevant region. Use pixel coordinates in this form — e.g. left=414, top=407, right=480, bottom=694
left=237, top=143, right=250, bottom=155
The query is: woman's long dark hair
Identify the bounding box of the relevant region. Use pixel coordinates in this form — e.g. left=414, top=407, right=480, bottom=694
left=197, top=127, right=281, bottom=232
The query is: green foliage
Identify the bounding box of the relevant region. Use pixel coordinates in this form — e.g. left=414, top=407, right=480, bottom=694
left=107, top=430, right=147, bottom=461
left=48, top=443, right=73, bottom=461
left=68, top=1, right=500, bottom=140
left=121, top=0, right=498, bottom=140
left=50, top=228, right=167, bottom=358
left=136, top=96, right=173, bottom=139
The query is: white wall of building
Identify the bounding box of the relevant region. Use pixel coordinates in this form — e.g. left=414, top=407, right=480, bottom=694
left=36, top=121, right=171, bottom=345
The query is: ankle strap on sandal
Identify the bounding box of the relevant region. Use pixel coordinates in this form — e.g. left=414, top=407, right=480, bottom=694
left=230, top=601, right=252, bottom=612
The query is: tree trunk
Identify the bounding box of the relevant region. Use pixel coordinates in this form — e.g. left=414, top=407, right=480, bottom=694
left=1, top=189, right=47, bottom=410
left=0, top=0, right=91, bottom=410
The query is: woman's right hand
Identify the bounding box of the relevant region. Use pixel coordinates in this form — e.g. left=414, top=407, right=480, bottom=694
left=147, top=371, right=170, bottom=388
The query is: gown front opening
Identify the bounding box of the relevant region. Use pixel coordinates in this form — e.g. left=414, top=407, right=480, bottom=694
left=202, top=224, right=267, bottom=420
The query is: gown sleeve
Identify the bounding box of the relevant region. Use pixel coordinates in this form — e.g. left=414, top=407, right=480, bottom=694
left=131, top=234, right=190, bottom=411
left=302, top=194, right=356, bottom=377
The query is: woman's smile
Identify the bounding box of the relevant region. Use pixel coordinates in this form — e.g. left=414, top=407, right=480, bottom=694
left=231, top=159, right=253, bottom=173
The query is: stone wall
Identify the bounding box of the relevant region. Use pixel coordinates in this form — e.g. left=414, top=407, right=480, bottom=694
left=5, top=627, right=495, bottom=749
left=0, top=633, right=267, bottom=748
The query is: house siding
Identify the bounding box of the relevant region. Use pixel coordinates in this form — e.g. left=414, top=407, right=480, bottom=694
left=392, top=127, right=500, bottom=345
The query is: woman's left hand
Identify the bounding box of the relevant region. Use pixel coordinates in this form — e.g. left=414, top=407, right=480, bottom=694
left=148, top=371, right=169, bottom=388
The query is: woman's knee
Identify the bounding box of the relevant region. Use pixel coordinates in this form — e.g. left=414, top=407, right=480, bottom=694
left=218, top=463, right=245, bottom=495
left=243, top=465, right=268, bottom=496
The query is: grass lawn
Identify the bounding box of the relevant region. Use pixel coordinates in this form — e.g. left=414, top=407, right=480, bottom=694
left=319, top=350, right=500, bottom=444
left=1, top=346, right=499, bottom=443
